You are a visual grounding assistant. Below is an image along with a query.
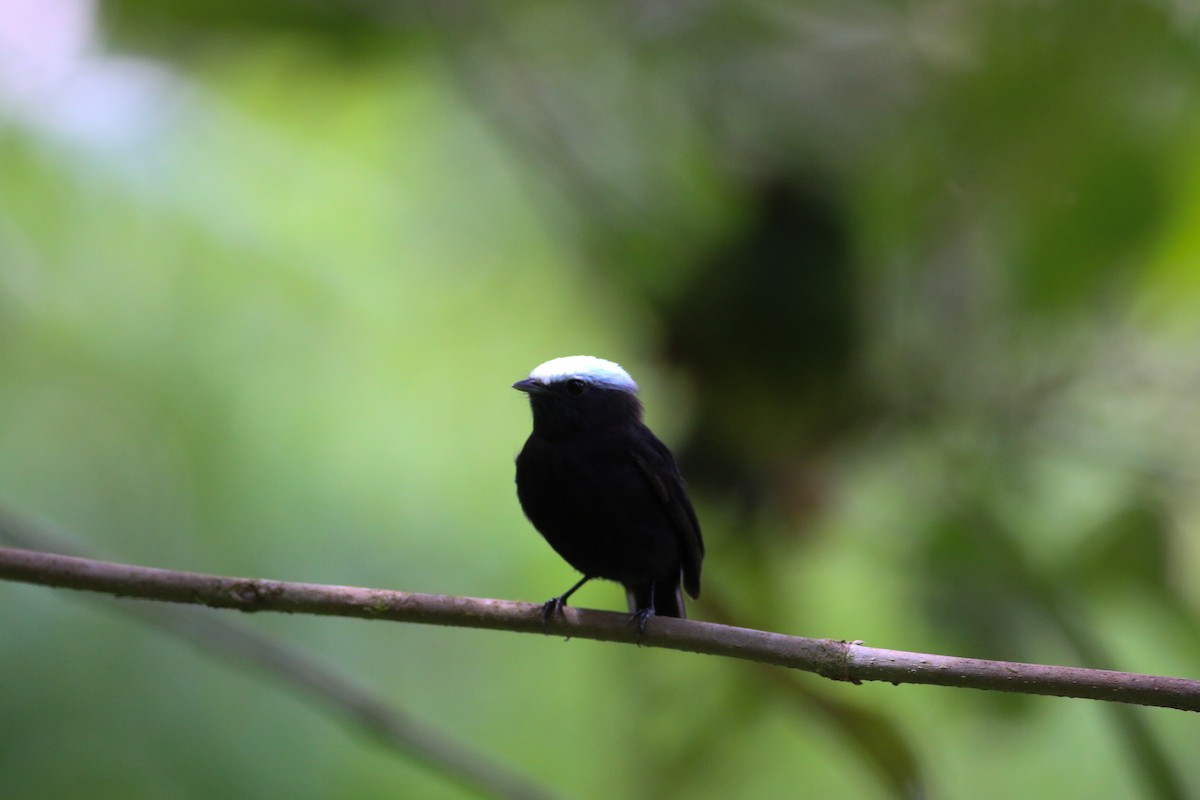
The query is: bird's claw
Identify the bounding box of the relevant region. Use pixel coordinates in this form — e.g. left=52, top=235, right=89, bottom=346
left=539, top=596, right=567, bottom=632
left=629, top=608, right=655, bottom=646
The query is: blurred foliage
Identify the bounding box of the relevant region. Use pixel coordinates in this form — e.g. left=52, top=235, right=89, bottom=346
left=3, top=0, right=1200, bottom=798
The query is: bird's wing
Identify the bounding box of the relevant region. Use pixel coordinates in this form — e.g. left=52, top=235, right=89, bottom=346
left=634, top=437, right=704, bottom=599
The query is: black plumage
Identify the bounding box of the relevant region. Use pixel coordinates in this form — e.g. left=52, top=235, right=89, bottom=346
left=513, top=356, right=704, bottom=629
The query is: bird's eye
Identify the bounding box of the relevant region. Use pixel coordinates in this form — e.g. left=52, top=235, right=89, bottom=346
left=565, top=378, right=588, bottom=395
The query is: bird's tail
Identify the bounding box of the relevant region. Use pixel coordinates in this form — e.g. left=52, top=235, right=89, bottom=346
left=625, top=580, right=686, bottom=619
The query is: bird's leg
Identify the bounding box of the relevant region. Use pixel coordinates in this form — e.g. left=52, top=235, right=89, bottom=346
left=540, top=575, right=592, bottom=630
left=629, top=582, right=656, bottom=646
left=630, top=609, right=655, bottom=645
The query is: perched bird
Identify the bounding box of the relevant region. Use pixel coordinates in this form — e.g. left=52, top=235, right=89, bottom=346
left=513, top=355, right=704, bottom=631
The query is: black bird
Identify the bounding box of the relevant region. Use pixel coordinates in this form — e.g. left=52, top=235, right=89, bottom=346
left=513, top=355, right=704, bottom=631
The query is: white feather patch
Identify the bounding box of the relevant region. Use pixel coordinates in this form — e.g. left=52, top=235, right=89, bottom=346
left=527, top=355, right=639, bottom=393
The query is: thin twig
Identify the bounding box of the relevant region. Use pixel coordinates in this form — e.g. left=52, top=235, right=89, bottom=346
left=1, top=546, right=1198, bottom=712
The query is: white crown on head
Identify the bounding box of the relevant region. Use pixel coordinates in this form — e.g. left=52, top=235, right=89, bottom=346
left=527, top=355, right=639, bottom=392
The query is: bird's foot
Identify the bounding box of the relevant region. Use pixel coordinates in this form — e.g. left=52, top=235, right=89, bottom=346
left=539, top=595, right=568, bottom=633
left=629, top=608, right=655, bottom=646
left=537, top=576, right=593, bottom=637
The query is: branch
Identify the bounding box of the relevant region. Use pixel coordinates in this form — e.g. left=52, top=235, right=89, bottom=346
left=2, top=546, right=1198, bottom=713
left=0, top=520, right=560, bottom=800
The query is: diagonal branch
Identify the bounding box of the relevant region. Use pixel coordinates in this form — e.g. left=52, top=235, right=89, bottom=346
left=2, top=546, right=1198, bottom=712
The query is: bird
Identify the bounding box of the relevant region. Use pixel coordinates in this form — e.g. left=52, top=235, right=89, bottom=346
left=513, top=355, right=704, bottom=633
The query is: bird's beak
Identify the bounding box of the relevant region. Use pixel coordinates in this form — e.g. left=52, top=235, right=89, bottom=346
left=512, top=378, right=543, bottom=394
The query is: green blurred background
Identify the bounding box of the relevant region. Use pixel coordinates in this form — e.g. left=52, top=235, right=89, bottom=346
left=3, top=0, right=1200, bottom=797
